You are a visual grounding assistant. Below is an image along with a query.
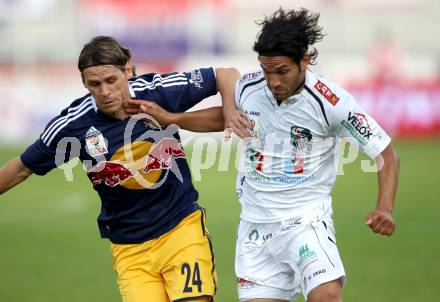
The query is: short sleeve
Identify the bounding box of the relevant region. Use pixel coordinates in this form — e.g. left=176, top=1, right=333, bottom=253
left=150, top=67, right=218, bottom=113
left=21, top=138, right=59, bottom=175
left=20, top=112, right=78, bottom=175
left=234, top=69, right=265, bottom=110
left=331, top=93, right=391, bottom=159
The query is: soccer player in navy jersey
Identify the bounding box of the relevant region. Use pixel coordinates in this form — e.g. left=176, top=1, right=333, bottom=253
left=0, top=36, right=240, bottom=302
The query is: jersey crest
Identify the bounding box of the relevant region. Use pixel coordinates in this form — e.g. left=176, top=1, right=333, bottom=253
left=290, top=126, right=312, bottom=150
left=85, top=126, right=108, bottom=157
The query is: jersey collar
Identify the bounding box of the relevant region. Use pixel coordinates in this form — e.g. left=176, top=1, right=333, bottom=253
left=91, top=95, right=98, bottom=112
left=304, top=68, right=315, bottom=89
left=128, top=82, right=136, bottom=98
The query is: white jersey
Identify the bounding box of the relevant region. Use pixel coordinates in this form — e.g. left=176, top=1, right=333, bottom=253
left=235, top=68, right=391, bottom=223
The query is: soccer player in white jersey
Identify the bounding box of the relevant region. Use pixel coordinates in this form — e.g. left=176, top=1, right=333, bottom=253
left=225, top=8, right=399, bottom=302
left=132, top=7, right=399, bottom=302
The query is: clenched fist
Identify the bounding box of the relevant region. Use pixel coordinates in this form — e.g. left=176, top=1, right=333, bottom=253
left=365, top=209, right=396, bottom=236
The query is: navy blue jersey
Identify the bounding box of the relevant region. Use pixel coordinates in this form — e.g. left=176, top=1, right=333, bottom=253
left=21, top=68, right=217, bottom=244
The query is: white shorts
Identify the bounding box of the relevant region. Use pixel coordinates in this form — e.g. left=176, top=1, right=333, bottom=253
left=236, top=207, right=345, bottom=301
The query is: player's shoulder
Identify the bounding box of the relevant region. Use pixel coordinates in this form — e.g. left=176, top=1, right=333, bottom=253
left=58, top=93, right=94, bottom=117
left=303, top=69, right=349, bottom=109
left=131, top=68, right=214, bottom=85
left=236, top=68, right=266, bottom=99
left=41, top=93, right=94, bottom=147
left=129, top=71, right=195, bottom=95
left=55, top=93, right=95, bottom=126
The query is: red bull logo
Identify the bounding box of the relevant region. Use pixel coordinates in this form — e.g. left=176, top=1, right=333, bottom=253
left=87, top=138, right=185, bottom=189
left=144, top=137, right=185, bottom=173
left=89, top=161, right=134, bottom=187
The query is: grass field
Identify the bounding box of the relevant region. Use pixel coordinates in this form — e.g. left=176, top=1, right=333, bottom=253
left=0, top=139, right=439, bottom=301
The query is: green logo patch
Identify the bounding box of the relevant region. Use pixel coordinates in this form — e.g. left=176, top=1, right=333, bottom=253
left=297, top=244, right=317, bottom=268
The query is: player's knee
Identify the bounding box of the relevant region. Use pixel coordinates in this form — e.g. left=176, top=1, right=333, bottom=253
left=307, top=280, right=342, bottom=302
left=308, top=291, right=341, bottom=302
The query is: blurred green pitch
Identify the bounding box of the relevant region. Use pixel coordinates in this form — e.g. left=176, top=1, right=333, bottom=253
left=0, top=139, right=439, bottom=302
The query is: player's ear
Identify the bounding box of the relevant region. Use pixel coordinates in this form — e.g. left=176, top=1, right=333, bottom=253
left=124, top=62, right=133, bottom=79
left=300, top=54, right=310, bottom=71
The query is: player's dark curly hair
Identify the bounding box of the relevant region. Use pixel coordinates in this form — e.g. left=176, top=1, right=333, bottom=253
left=78, top=36, right=136, bottom=77
left=253, top=8, right=324, bottom=65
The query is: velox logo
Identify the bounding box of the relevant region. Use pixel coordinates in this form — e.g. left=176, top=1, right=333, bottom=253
left=314, top=80, right=339, bottom=105
left=341, top=111, right=373, bottom=145
left=347, top=112, right=372, bottom=139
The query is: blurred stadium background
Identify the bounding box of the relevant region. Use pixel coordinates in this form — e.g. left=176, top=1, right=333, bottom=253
left=0, top=0, right=439, bottom=301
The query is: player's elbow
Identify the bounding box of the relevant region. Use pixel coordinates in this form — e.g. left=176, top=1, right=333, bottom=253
left=377, top=144, right=399, bottom=173
left=215, top=67, right=240, bottom=85
left=387, top=144, right=399, bottom=170
left=215, top=67, right=240, bottom=76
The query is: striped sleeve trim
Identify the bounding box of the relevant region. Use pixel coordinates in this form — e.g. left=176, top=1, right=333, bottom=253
left=41, top=97, right=93, bottom=146
left=130, top=73, right=188, bottom=91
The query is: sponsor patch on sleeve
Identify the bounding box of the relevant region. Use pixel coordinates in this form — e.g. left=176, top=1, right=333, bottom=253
left=340, top=111, right=373, bottom=145
left=189, top=69, right=204, bottom=89
left=239, top=71, right=262, bottom=84
left=314, top=80, right=340, bottom=105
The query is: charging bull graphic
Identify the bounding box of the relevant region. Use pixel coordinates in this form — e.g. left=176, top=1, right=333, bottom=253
left=88, top=138, right=185, bottom=189
left=89, top=161, right=134, bottom=187
left=143, top=138, right=185, bottom=173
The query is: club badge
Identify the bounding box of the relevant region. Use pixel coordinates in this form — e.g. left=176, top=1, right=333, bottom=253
left=85, top=126, right=108, bottom=157
left=290, top=126, right=312, bottom=150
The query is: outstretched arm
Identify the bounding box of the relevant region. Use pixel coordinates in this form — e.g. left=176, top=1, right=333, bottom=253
left=125, top=67, right=245, bottom=133
left=0, top=157, right=33, bottom=195
left=171, top=106, right=224, bottom=131
left=126, top=99, right=224, bottom=132
left=365, top=144, right=399, bottom=236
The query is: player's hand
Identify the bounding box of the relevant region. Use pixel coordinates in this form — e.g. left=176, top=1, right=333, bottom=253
left=124, top=99, right=143, bottom=115
left=223, top=106, right=252, bottom=141
left=125, top=99, right=176, bottom=127
left=365, top=209, right=396, bottom=236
